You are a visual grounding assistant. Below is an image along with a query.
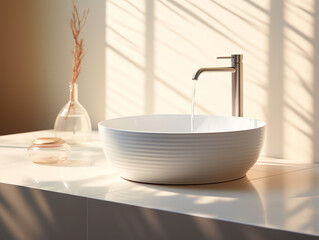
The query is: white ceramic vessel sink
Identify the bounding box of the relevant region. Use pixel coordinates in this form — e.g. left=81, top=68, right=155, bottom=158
left=98, top=115, right=265, bottom=184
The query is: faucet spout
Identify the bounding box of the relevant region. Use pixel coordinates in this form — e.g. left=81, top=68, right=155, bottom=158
left=192, top=54, right=243, bottom=117
left=192, top=67, right=236, bottom=80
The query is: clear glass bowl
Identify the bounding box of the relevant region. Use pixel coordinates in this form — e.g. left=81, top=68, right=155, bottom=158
left=28, top=137, right=71, bottom=164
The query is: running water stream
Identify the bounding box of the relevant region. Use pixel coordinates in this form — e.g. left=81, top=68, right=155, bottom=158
left=191, top=80, right=198, bottom=132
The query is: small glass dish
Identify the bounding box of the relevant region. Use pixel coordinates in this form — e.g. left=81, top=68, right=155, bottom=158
left=28, top=137, right=71, bottom=165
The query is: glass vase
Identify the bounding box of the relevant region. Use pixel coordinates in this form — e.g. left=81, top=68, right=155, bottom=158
left=54, top=83, right=92, bottom=144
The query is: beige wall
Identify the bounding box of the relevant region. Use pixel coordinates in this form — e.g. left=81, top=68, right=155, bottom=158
left=1, top=0, right=319, bottom=163
left=0, top=0, right=105, bottom=135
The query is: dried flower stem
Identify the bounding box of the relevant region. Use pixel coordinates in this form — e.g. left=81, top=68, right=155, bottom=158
left=66, top=0, right=89, bottom=119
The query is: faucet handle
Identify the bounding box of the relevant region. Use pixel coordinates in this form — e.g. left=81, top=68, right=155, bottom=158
left=216, top=56, right=232, bottom=59
left=217, top=55, right=243, bottom=64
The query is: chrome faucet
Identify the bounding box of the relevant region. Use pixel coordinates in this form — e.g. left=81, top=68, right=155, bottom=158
left=192, top=54, right=243, bottom=117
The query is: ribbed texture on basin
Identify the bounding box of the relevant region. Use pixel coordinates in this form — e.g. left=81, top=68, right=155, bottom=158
left=99, top=115, right=265, bottom=184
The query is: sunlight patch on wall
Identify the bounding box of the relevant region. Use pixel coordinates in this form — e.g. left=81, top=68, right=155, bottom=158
left=105, top=0, right=270, bottom=120
left=283, top=0, right=314, bottom=163
left=154, top=0, right=270, bottom=118
left=106, top=0, right=145, bottom=118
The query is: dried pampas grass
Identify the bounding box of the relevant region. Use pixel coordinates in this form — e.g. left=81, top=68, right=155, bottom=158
left=66, top=0, right=89, bottom=118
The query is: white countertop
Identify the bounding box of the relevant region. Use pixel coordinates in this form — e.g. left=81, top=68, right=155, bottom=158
left=0, top=131, right=318, bottom=237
